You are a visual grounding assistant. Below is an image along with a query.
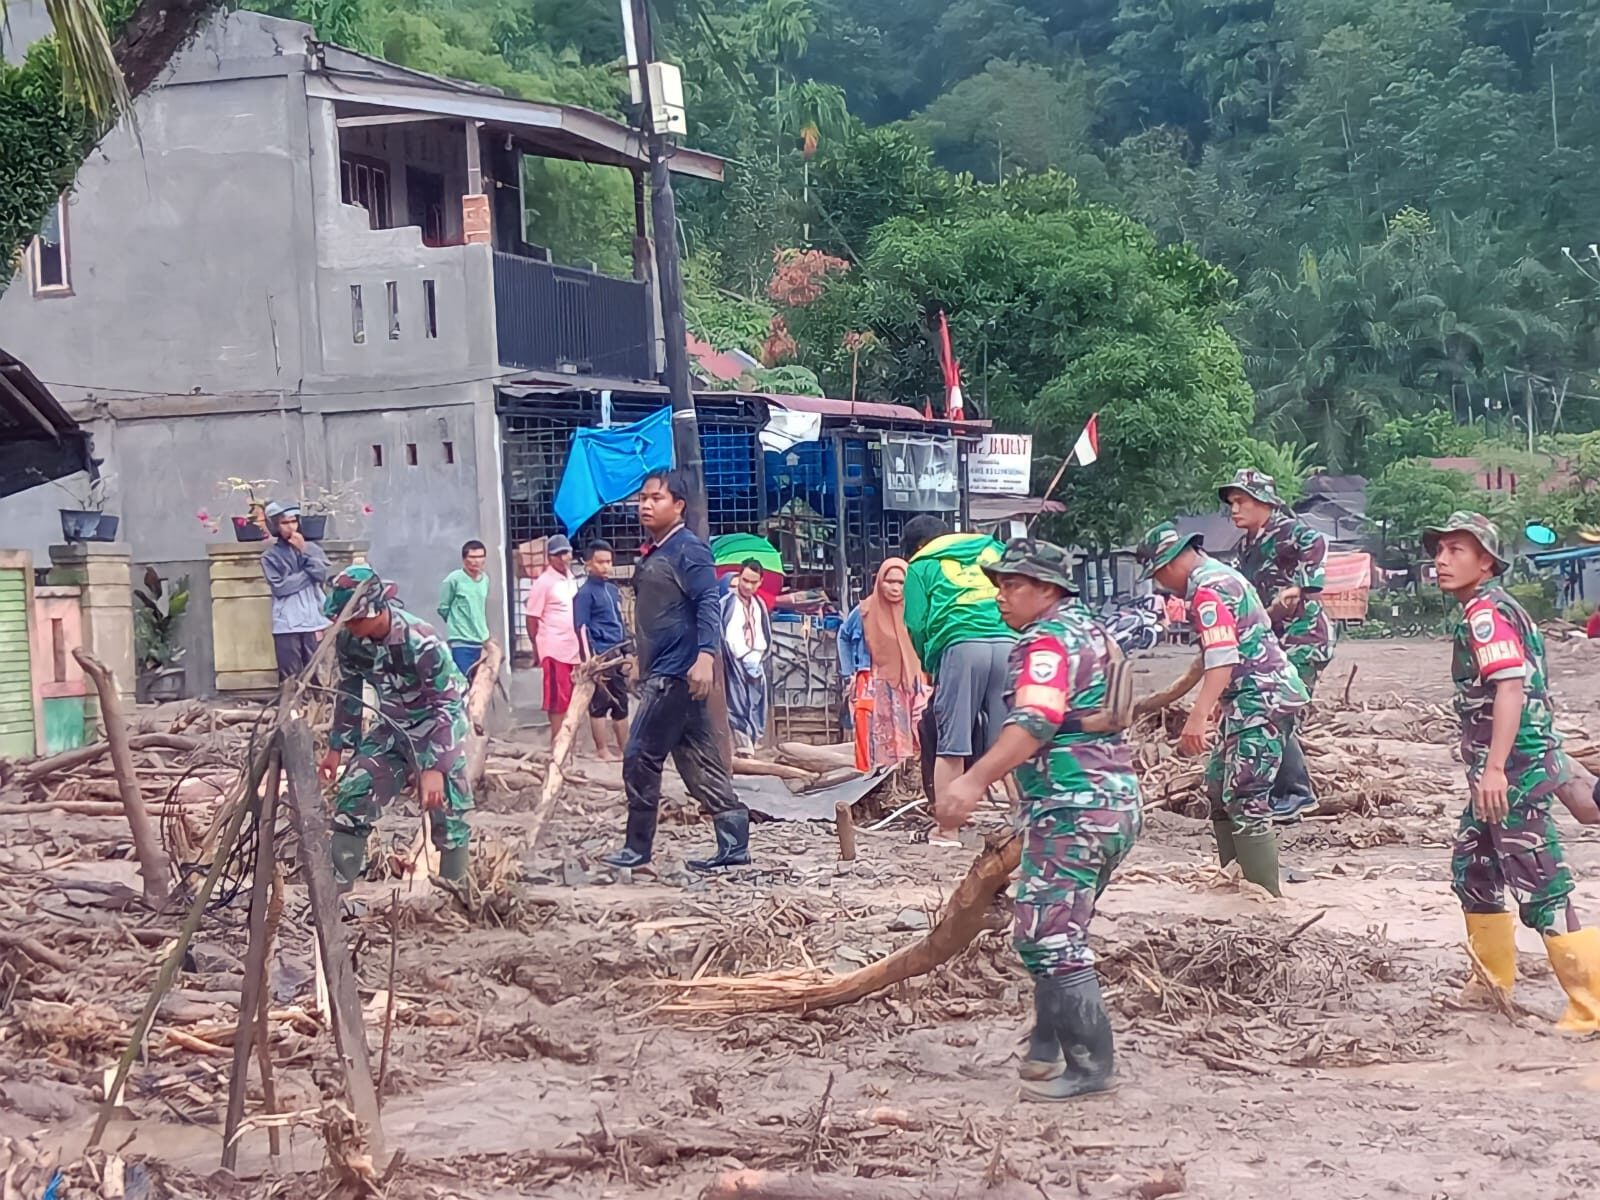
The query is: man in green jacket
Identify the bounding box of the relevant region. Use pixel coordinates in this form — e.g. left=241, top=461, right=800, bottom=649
left=901, top=515, right=1018, bottom=818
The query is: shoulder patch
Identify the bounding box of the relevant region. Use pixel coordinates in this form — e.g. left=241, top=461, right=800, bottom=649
left=1468, top=608, right=1497, bottom=644
left=1197, top=601, right=1220, bottom=629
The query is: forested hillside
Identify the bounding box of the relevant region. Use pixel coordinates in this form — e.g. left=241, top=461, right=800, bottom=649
left=31, top=0, right=1600, bottom=533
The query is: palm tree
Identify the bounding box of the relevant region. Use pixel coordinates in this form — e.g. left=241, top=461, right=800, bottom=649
left=1, top=0, right=128, bottom=121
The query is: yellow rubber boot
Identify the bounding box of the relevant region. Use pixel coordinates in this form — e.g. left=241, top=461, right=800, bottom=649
left=1544, top=928, right=1600, bottom=1033
left=1460, top=912, right=1517, bottom=1005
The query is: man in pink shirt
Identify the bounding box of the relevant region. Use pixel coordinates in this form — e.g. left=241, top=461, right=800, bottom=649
left=525, top=534, right=581, bottom=743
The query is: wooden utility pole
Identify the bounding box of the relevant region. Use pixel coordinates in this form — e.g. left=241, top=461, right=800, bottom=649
left=626, top=0, right=735, bottom=768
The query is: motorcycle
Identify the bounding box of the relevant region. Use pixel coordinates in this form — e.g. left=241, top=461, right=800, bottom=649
left=1098, top=593, right=1163, bottom=654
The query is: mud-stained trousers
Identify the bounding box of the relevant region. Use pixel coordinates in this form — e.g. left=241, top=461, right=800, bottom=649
left=625, top=675, right=744, bottom=821
left=1205, top=718, right=1287, bottom=839
left=332, top=720, right=473, bottom=850
left=1013, top=777, right=1143, bottom=978
left=1453, top=796, right=1575, bottom=932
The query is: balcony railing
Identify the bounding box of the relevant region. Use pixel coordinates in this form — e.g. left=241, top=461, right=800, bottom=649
left=493, top=251, right=653, bottom=381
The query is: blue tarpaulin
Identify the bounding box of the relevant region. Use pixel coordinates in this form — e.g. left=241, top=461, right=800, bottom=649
left=553, top=406, right=675, bottom=534
left=1529, top=544, right=1600, bottom=566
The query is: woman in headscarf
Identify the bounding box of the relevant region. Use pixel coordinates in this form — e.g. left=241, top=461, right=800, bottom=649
left=837, top=558, right=927, bottom=772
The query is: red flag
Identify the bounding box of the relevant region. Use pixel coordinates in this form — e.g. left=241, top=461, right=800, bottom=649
left=937, top=310, right=965, bottom=421
left=1071, top=413, right=1099, bottom=466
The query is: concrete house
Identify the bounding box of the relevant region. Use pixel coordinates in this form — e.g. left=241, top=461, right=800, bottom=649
left=0, top=9, right=721, bottom=688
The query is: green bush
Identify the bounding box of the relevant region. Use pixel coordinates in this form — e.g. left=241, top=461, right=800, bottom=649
left=1505, top=579, right=1557, bottom=622
left=1563, top=599, right=1596, bottom=624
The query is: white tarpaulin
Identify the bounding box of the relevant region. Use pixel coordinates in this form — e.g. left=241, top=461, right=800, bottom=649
left=759, top=409, right=823, bottom=453
left=967, top=432, right=1033, bottom=494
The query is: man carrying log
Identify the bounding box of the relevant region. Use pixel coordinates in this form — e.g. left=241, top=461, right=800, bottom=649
left=1136, top=522, right=1307, bottom=896
left=1425, top=511, right=1600, bottom=1029
left=317, top=565, right=473, bottom=886
left=1219, top=468, right=1332, bottom=823
left=937, top=538, right=1139, bottom=1101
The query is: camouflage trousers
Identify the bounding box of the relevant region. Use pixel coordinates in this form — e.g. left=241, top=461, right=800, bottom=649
left=332, top=717, right=473, bottom=851
left=1452, top=794, right=1574, bottom=933
left=1204, top=718, right=1287, bottom=838
left=1012, top=774, right=1143, bottom=978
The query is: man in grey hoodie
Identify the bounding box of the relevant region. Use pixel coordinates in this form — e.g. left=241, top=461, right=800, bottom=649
left=262, top=500, right=331, bottom=679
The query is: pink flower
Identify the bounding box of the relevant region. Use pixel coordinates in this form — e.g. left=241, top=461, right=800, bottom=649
left=196, top=509, right=210, bottom=521
left=362, top=505, right=373, bottom=515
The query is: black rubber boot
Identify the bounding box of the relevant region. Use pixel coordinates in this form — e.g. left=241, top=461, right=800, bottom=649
left=1269, top=730, right=1318, bottom=823
left=1019, top=978, right=1066, bottom=1081
left=687, top=810, right=751, bottom=872
left=437, top=844, right=470, bottom=885
left=1020, top=968, right=1116, bottom=1102
left=331, top=830, right=370, bottom=893
left=602, top=809, right=658, bottom=869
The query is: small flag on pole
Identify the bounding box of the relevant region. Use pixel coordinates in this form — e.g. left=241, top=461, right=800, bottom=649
left=1070, top=413, right=1099, bottom=466
left=937, top=310, right=965, bottom=421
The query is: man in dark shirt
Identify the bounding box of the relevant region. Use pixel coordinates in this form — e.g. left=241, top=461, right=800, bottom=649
left=602, top=470, right=751, bottom=872
left=574, top=538, right=630, bottom=761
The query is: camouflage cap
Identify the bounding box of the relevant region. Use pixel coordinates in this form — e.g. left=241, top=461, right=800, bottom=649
left=1134, top=521, right=1203, bottom=581
left=981, top=536, right=1079, bottom=593
left=1217, top=467, right=1284, bottom=509
left=1421, top=510, right=1510, bottom=575
left=322, top=563, right=396, bottom=620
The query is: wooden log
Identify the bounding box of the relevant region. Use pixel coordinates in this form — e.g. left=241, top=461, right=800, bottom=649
left=701, top=1171, right=1039, bottom=1200
left=280, top=719, right=386, bottom=1164
left=1132, top=652, right=1203, bottom=718
left=73, top=650, right=171, bottom=904
left=463, top=638, right=505, bottom=798
left=774, top=741, right=856, bottom=772
left=732, top=757, right=817, bottom=782
left=0, top=800, right=204, bottom=817
left=222, top=746, right=281, bottom=1170
left=526, top=667, right=600, bottom=852
left=0, top=931, right=75, bottom=972
left=834, top=801, right=855, bottom=862
left=668, top=835, right=1021, bottom=1014
left=14, top=733, right=201, bottom=783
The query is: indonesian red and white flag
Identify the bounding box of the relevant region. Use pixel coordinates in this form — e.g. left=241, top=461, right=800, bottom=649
left=937, top=310, right=965, bottom=421
left=1070, top=413, right=1099, bottom=466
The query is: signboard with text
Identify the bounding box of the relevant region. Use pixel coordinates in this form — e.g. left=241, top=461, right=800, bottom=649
left=967, top=433, right=1034, bottom=495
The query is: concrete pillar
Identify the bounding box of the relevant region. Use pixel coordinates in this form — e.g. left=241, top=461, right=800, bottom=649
left=208, top=540, right=367, bottom=695
left=47, top=542, right=136, bottom=725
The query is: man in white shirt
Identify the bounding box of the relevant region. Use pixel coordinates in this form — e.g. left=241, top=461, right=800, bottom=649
left=720, top=559, right=772, bottom=752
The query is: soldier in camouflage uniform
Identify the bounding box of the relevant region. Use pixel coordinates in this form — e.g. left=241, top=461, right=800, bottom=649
left=316, top=565, right=474, bottom=887
left=1136, top=522, right=1308, bottom=896
left=937, top=538, right=1140, bottom=1102
left=1219, top=468, right=1333, bottom=822
left=1424, top=511, right=1600, bottom=1031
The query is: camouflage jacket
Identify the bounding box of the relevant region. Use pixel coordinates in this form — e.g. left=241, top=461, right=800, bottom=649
left=1233, top=511, right=1333, bottom=668
left=1187, top=557, right=1309, bottom=727
left=1449, top=584, right=1568, bottom=800
left=1003, top=601, right=1138, bottom=800
left=329, top=607, right=469, bottom=769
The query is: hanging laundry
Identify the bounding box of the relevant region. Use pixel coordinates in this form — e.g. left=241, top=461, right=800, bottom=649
left=553, top=406, right=675, bottom=534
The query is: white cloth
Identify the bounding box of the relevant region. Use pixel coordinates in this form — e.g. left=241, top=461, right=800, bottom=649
left=759, top=409, right=823, bottom=453
left=723, top=593, right=768, bottom=676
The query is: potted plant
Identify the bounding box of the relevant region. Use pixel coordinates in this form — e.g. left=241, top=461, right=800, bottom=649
left=135, top=567, right=189, bottom=703
left=198, top=477, right=276, bottom=542
left=55, top=472, right=120, bottom=543
left=298, top=481, right=371, bottom=541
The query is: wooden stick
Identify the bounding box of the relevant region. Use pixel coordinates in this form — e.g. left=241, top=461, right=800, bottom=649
left=87, top=747, right=269, bottom=1150
left=222, top=744, right=281, bottom=1170
left=256, top=863, right=284, bottom=1159
left=281, top=718, right=386, bottom=1164
left=463, top=638, right=504, bottom=798
left=525, top=652, right=619, bottom=851
left=13, top=733, right=201, bottom=783
left=72, top=650, right=171, bottom=903
left=1132, top=652, right=1203, bottom=718
left=732, top=757, right=817, bottom=782
left=0, top=931, right=75, bottom=972
left=834, top=801, right=856, bottom=862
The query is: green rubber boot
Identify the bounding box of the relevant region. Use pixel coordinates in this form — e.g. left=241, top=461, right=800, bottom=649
left=331, top=830, right=370, bottom=892
left=437, top=844, right=471, bottom=885
left=1233, top=830, right=1281, bottom=897
left=1212, top=819, right=1237, bottom=869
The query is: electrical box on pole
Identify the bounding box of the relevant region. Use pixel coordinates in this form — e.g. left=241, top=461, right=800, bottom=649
left=648, top=62, right=688, bottom=135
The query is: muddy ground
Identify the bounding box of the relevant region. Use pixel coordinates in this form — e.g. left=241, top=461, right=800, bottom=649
left=6, top=636, right=1600, bottom=1199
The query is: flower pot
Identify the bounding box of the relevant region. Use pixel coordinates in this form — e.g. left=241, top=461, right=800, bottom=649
left=299, top=514, right=329, bottom=541
left=60, top=509, right=119, bottom=542
left=232, top=516, right=267, bottom=542
left=137, top=665, right=186, bottom=704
